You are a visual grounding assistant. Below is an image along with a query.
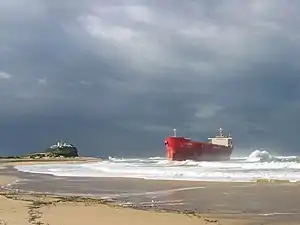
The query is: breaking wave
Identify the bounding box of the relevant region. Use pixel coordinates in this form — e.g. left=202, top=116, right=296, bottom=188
left=15, top=150, right=300, bottom=182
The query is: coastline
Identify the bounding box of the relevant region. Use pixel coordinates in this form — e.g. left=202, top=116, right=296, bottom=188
left=0, top=158, right=223, bottom=225
left=0, top=192, right=227, bottom=225
left=0, top=158, right=300, bottom=224
left=0, top=156, right=101, bottom=166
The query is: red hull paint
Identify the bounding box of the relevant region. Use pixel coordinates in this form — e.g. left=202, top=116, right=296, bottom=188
left=164, top=137, right=233, bottom=161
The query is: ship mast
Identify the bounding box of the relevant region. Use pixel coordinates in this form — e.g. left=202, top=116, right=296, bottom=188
left=218, top=127, right=224, bottom=137
left=173, top=128, right=177, bottom=137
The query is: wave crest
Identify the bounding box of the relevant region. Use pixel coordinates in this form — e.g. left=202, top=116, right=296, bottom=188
left=246, top=149, right=299, bottom=163
left=246, top=150, right=273, bottom=162
left=14, top=149, right=300, bottom=182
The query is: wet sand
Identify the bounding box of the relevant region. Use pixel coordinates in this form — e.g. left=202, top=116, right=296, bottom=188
left=0, top=175, right=223, bottom=225
left=1, top=160, right=300, bottom=224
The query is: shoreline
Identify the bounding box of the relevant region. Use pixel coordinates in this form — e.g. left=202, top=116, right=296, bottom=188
left=0, top=161, right=226, bottom=225
left=0, top=192, right=225, bottom=225
left=0, top=156, right=101, bottom=165
left=1, top=159, right=300, bottom=224
left=6, top=156, right=298, bottom=185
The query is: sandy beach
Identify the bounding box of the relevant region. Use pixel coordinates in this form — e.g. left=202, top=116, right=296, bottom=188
left=0, top=158, right=299, bottom=225
left=0, top=158, right=228, bottom=225
left=0, top=183, right=220, bottom=225
left=0, top=180, right=230, bottom=225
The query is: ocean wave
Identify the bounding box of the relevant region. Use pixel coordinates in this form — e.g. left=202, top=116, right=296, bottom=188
left=14, top=149, right=300, bottom=182
left=246, top=149, right=299, bottom=163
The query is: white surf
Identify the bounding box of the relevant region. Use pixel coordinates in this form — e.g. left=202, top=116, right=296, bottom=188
left=14, top=150, right=300, bottom=182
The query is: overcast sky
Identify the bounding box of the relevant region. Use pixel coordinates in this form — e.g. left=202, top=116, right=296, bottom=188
left=0, top=0, right=300, bottom=157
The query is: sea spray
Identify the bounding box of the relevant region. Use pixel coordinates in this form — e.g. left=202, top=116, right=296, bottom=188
left=15, top=150, right=300, bottom=182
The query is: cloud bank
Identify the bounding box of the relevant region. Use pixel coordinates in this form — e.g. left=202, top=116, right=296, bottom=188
left=1, top=0, right=300, bottom=156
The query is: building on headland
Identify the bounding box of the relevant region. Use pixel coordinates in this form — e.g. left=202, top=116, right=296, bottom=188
left=50, top=140, right=75, bottom=149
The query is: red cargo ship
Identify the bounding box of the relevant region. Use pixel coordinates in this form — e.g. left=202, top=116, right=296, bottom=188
left=164, top=128, right=233, bottom=161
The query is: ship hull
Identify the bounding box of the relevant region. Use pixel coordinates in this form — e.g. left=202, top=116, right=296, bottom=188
left=165, top=137, right=233, bottom=161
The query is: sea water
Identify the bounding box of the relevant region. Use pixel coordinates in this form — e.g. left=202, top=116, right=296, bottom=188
left=14, top=150, right=300, bottom=182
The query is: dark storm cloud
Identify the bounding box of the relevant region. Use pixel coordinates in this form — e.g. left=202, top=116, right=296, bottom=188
left=1, top=0, right=300, bottom=156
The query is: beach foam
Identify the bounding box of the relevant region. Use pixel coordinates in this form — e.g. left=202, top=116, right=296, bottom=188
left=14, top=150, right=300, bottom=182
